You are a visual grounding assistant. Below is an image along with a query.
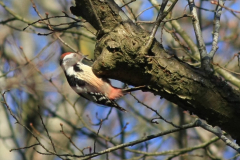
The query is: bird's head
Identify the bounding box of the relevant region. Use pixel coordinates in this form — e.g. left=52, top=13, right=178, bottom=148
left=60, top=52, right=83, bottom=68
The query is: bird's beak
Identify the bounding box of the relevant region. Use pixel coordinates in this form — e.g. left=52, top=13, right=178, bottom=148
left=76, top=53, right=87, bottom=62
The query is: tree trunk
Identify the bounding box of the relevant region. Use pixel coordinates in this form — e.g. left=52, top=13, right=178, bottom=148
left=70, top=0, right=240, bottom=143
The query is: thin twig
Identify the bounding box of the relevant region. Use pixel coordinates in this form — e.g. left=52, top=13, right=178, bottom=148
left=211, top=0, right=240, bottom=14
left=86, top=108, right=113, bottom=126
left=23, top=15, right=82, bottom=31
left=212, top=62, right=240, bottom=75
left=120, top=0, right=136, bottom=8
left=10, top=143, right=40, bottom=152
left=125, top=135, right=220, bottom=156
left=81, top=119, right=199, bottom=160
left=188, top=0, right=210, bottom=72
left=137, top=14, right=193, bottom=24
left=29, top=0, right=93, bottom=62
left=120, top=0, right=137, bottom=21
left=94, top=119, right=103, bottom=153
left=110, top=122, right=129, bottom=140
left=208, top=0, right=224, bottom=58
left=136, top=5, right=160, bottom=19
left=60, top=123, right=88, bottom=155
left=1, top=91, right=60, bottom=157
left=130, top=93, right=180, bottom=128
left=224, top=52, right=240, bottom=68
left=1, top=91, right=27, bottom=160
left=0, top=1, right=94, bottom=38
left=37, top=106, right=57, bottom=153
left=144, top=0, right=169, bottom=52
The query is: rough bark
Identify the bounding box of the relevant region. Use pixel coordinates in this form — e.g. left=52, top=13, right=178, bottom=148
left=71, top=0, right=240, bottom=143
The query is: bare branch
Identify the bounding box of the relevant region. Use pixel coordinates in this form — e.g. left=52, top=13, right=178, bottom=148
left=144, top=0, right=178, bottom=52
left=94, top=119, right=103, bottom=153
left=37, top=106, right=57, bottom=153
left=81, top=119, right=199, bottom=160
left=187, top=0, right=209, bottom=72
left=209, top=0, right=224, bottom=58
left=197, top=120, right=240, bottom=153
left=130, top=93, right=180, bottom=128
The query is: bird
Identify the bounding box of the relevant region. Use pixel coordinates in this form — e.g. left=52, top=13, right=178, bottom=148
left=60, top=52, right=130, bottom=112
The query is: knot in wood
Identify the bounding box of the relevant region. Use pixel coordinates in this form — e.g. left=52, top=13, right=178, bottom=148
left=121, top=37, right=141, bottom=55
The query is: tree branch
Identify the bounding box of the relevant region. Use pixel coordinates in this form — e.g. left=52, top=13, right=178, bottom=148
left=187, top=0, right=210, bottom=72
left=81, top=119, right=199, bottom=159
left=71, top=0, right=240, bottom=145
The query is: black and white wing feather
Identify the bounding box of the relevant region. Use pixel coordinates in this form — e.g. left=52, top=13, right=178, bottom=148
left=65, top=64, right=126, bottom=112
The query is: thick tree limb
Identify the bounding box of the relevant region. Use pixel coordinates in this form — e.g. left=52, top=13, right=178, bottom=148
left=71, top=0, right=240, bottom=144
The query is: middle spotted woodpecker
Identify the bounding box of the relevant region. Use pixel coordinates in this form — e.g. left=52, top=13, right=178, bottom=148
left=60, top=52, right=144, bottom=112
